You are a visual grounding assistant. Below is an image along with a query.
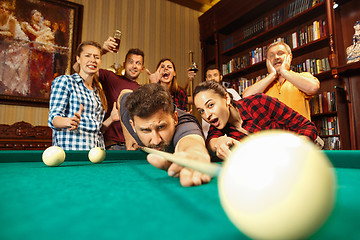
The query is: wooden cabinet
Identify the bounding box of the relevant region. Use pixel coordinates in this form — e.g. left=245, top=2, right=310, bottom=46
left=199, top=0, right=360, bottom=149
left=332, top=0, right=360, bottom=150
left=0, top=121, right=52, bottom=150
left=337, top=62, right=360, bottom=150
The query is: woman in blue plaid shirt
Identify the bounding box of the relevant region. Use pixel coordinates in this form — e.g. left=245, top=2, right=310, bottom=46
left=48, top=41, right=118, bottom=150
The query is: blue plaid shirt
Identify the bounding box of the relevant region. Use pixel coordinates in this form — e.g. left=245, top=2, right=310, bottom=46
left=48, top=73, right=105, bottom=150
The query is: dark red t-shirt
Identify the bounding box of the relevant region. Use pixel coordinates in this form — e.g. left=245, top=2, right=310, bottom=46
left=99, top=69, right=140, bottom=143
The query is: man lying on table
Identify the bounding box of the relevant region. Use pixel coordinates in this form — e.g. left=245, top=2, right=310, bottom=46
left=118, top=83, right=211, bottom=187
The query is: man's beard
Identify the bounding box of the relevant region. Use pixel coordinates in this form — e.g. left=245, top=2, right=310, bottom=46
left=148, top=142, right=171, bottom=152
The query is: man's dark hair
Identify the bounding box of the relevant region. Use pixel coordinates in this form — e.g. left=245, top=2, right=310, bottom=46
left=125, top=83, right=174, bottom=120
left=125, top=48, right=145, bottom=64
left=205, top=65, right=220, bottom=73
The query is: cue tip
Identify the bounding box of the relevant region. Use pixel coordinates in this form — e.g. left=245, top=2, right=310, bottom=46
left=139, top=146, right=222, bottom=177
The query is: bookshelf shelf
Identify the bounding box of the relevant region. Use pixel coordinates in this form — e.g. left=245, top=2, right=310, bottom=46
left=291, top=36, right=330, bottom=57
left=223, top=61, right=266, bottom=78
left=311, top=111, right=337, bottom=117
left=221, top=2, right=326, bottom=56
left=320, top=134, right=340, bottom=137
left=315, top=70, right=332, bottom=80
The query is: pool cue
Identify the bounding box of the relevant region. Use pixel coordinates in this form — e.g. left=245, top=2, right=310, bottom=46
left=139, top=146, right=222, bottom=177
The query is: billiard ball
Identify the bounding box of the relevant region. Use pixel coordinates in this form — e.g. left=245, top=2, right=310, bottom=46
left=218, top=130, right=336, bottom=240
left=42, top=146, right=66, bottom=167
left=88, top=147, right=106, bottom=163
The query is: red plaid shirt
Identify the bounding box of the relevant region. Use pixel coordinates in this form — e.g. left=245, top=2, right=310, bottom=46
left=172, top=88, right=188, bottom=111
left=206, top=93, right=317, bottom=144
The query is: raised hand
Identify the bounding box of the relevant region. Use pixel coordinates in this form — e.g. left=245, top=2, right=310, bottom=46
left=110, top=102, right=119, bottom=122
left=69, top=104, right=83, bottom=130
left=102, top=36, right=118, bottom=53
left=266, top=58, right=277, bottom=76
left=213, top=136, right=240, bottom=160
left=187, top=68, right=197, bottom=79
left=146, top=66, right=163, bottom=83
left=279, top=54, right=292, bottom=75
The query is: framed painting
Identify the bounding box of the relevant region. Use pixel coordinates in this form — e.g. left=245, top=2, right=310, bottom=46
left=0, top=0, right=83, bottom=107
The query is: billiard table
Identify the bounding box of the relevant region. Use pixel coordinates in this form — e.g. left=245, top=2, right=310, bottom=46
left=0, top=150, right=359, bottom=240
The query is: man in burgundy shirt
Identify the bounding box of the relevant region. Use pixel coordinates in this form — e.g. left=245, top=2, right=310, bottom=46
left=100, top=38, right=145, bottom=150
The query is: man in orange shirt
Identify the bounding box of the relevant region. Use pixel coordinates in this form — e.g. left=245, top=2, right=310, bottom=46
left=242, top=42, right=320, bottom=120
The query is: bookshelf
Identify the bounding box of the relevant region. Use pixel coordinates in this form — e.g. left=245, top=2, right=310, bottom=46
left=199, top=0, right=360, bottom=149
left=310, top=91, right=340, bottom=150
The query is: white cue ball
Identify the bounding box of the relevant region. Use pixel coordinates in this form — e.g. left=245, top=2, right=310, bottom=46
left=218, top=130, right=336, bottom=240
left=42, top=146, right=66, bottom=167
left=88, top=147, right=106, bottom=163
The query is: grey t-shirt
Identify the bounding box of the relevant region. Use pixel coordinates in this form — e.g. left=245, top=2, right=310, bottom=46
left=120, top=92, right=204, bottom=152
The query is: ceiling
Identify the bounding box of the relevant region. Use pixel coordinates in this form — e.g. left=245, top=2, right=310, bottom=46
left=167, top=0, right=220, bottom=13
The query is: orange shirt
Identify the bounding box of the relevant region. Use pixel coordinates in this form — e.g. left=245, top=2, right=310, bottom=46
left=264, top=71, right=315, bottom=120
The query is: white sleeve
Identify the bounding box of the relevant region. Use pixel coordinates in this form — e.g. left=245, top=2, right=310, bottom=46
left=226, top=88, right=241, bottom=101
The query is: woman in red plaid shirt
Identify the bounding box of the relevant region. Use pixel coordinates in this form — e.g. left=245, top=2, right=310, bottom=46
left=193, top=80, right=318, bottom=160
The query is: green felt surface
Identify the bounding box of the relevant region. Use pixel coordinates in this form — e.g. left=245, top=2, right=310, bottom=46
left=0, top=150, right=360, bottom=240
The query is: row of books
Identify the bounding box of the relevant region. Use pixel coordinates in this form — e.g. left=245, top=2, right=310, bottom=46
left=222, top=56, right=250, bottom=75
left=242, top=17, right=271, bottom=42
left=222, top=0, right=323, bottom=51
left=222, top=52, right=329, bottom=77
left=310, top=91, right=337, bottom=115
left=288, top=0, right=324, bottom=19
left=313, top=116, right=340, bottom=136
left=223, top=75, right=267, bottom=96
left=221, top=46, right=268, bottom=75
left=281, top=20, right=327, bottom=50
left=322, top=136, right=341, bottom=150
left=223, top=36, right=234, bottom=52
left=291, top=57, right=330, bottom=75
left=222, top=17, right=328, bottom=75
left=237, top=75, right=266, bottom=95
left=242, top=0, right=321, bottom=42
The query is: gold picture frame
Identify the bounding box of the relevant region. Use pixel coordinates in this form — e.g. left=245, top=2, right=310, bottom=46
left=0, top=0, right=83, bottom=107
